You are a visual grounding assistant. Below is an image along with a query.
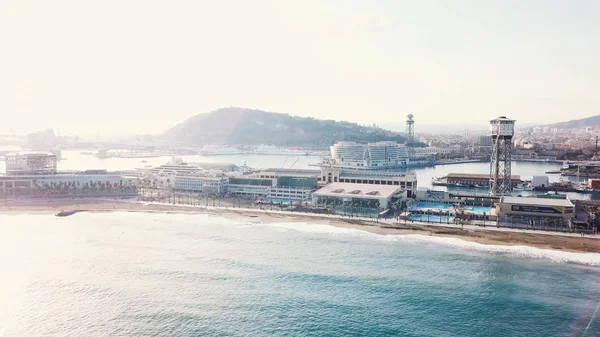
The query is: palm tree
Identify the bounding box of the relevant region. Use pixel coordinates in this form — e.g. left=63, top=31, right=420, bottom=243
left=351, top=200, right=359, bottom=216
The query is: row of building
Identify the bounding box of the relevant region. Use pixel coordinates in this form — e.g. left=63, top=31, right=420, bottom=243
left=137, top=158, right=419, bottom=210
left=0, top=153, right=138, bottom=197
left=1, top=152, right=584, bottom=230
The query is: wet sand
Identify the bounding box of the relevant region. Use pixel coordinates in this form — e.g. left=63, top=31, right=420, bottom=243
left=2, top=199, right=600, bottom=253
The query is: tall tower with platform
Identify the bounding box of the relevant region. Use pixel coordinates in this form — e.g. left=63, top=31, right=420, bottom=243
left=489, top=116, right=515, bottom=196
left=406, top=114, right=415, bottom=144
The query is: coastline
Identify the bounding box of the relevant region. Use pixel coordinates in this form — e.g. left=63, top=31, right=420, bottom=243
left=2, top=198, right=599, bottom=254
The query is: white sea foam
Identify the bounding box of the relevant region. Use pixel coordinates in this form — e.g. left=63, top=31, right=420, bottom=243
left=254, top=221, right=375, bottom=237
left=245, top=218, right=600, bottom=267
left=385, top=234, right=600, bottom=267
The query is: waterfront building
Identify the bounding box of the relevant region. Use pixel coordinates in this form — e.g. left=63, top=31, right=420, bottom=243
left=329, top=141, right=410, bottom=169
left=5, top=152, right=57, bottom=175
left=311, top=182, right=407, bottom=211
left=170, top=172, right=318, bottom=201
left=269, top=176, right=317, bottom=201
left=226, top=175, right=316, bottom=201
left=415, top=190, right=500, bottom=207
left=411, top=147, right=457, bottom=158
left=195, top=162, right=238, bottom=172
left=254, top=166, right=418, bottom=197
left=143, top=156, right=418, bottom=203
left=173, top=175, right=229, bottom=194
left=1, top=153, right=137, bottom=198
left=142, top=159, right=251, bottom=195
left=497, top=196, right=574, bottom=228
left=445, top=173, right=521, bottom=188
left=227, top=177, right=272, bottom=198
left=0, top=171, right=137, bottom=197
left=145, top=158, right=245, bottom=176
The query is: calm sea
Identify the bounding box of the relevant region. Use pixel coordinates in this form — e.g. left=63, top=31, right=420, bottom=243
left=1, top=212, right=599, bottom=336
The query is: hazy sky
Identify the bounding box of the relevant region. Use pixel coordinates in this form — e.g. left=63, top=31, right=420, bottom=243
left=2, top=0, right=599, bottom=136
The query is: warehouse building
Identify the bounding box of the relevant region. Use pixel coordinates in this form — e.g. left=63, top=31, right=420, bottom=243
left=446, top=173, right=521, bottom=187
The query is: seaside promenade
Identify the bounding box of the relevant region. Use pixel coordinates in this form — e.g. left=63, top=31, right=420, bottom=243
left=3, top=196, right=599, bottom=254
left=3, top=196, right=599, bottom=241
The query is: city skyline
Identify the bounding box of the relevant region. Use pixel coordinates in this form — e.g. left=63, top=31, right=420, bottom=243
left=2, top=0, right=599, bottom=136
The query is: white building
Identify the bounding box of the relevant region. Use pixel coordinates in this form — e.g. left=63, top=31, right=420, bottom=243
left=172, top=175, right=229, bottom=194
left=312, top=182, right=407, bottom=210
left=0, top=172, right=137, bottom=197
left=256, top=166, right=418, bottom=197
left=269, top=186, right=313, bottom=201
left=227, top=178, right=272, bottom=198
left=411, top=146, right=458, bottom=158
left=5, top=152, right=57, bottom=175
left=329, top=141, right=409, bottom=169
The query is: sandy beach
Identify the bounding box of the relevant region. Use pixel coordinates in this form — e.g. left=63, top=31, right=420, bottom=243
left=2, top=198, right=600, bottom=254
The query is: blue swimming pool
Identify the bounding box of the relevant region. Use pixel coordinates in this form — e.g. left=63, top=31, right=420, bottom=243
left=411, top=202, right=453, bottom=210
left=467, top=206, right=494, bottom=214
left=408, top=214, right=454, bottom=223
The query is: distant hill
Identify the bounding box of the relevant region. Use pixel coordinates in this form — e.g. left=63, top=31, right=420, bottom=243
left=161, top=107, right=406, bottom=147
left=542, top=114, right=600, bottom=129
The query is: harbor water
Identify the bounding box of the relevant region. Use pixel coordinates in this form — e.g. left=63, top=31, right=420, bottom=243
left=1, top=212, right=599, bottom=336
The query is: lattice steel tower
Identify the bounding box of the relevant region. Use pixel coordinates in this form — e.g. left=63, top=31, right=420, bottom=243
left=489, top=116, right=515, bottom=196
left=406, top=114, right=415, bottom=144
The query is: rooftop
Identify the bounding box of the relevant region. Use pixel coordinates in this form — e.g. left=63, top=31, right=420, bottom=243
left=6, top=151, right=56, bottom=157
left=490, top=116, right=515, bottom=122
left=313, top=183, right=403, bottom=200
left=258, top=169, right=320, bottom=177
left=341, top=171, right=416, bottom=178
left=500, top=196, right=574, bottom=207
left=447, top=173, right=521, bottom=180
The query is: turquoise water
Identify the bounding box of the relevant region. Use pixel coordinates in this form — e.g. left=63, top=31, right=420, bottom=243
left=411, top=202, right=453, bottom=210
left=1, top=212, right=600, bottom=336
left=468, top=206, right=495, bottom=214
left=408, top=214, right=454, bottom=223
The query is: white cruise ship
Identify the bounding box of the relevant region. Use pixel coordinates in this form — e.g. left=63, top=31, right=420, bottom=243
left=253, top=145, right=309, bottom=156
left=198, top=145, right=242, bottom=156
left=328, top=141, right=410, bottom=170
left=142, top=158, right=251, bottom=177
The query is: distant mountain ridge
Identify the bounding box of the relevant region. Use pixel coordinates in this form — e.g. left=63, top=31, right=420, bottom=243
left=161, top=107, right=406, bottom=146
left=542, top=114, right=600, bottom=129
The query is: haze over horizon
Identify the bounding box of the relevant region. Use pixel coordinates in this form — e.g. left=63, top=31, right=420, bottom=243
left=2, top=0, right=599, bottom=136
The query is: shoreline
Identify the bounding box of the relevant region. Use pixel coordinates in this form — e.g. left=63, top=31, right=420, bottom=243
left=1, top=199, right=599, bottom=254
